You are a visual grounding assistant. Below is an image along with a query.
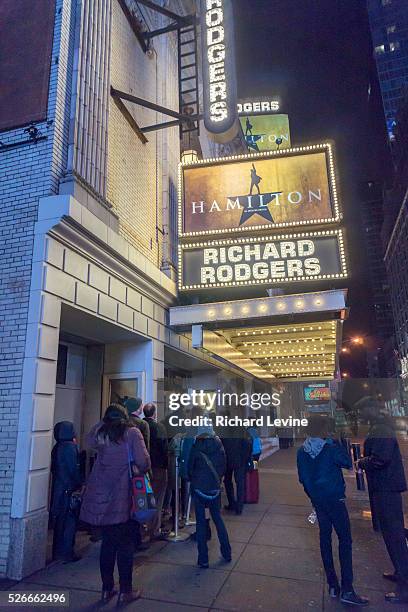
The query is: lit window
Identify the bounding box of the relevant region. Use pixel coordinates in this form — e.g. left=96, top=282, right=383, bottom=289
left=390, top=42, right=400, bottom=52
left=387, top=25, right=396, bottom=35
left=382, top=0, right=392, bottom=6
left=375, top=44, right=385, bottom=55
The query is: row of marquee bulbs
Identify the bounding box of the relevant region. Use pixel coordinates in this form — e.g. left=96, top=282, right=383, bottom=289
left=208, top=298, right=326, bottom=319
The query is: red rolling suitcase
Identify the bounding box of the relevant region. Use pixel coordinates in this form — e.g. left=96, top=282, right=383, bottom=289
left=245, top=465, right=259, bottom=504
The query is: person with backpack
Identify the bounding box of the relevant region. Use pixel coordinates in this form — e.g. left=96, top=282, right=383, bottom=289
left=188, top=424, right=231, bottom=568
left=297, top=415, right=368, bottom=607
left=50, top=421, right=83, bottom=563
left=80, top=404, right=150, bottom=605
left=247, top=425, right=263, bottom=462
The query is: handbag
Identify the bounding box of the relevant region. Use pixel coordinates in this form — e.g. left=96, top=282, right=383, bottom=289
left=127, top=443, right=158, bottom=526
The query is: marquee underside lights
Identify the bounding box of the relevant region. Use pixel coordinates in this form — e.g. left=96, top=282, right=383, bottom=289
left=178, top=143, right=341, bottom=238
left=201, top=0, right=239, bottom=142
left=213, top=320, right=338, bottom=380
left=179, top=229, right=348, bottom=292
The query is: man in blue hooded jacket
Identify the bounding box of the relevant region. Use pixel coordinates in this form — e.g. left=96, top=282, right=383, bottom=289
left=297, top=415, right=368, bottom=607
left=50, top=421, right=82, bottom=563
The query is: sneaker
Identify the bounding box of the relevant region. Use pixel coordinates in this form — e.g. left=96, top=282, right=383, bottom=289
left=197, top=560, right=209, bottom=569
left=340, top=590, right=369, bottom=606
left=385, top=591, right=408, bottom=604
left=383, top=571, right=398, bottom=582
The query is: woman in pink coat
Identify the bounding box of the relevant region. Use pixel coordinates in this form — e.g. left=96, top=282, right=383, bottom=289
left=80, top=404, right=150, bottom=605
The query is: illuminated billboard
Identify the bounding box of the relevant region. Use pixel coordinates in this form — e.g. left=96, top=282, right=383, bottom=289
left=200, top=0, right=239, bottom=142
left=179, top=144, right=340, bottom=238
left=178, top=229, right=347, bottom=291
left=304, top=384, right=331, bottom=402
left=239, top=114, right=291, bottom=153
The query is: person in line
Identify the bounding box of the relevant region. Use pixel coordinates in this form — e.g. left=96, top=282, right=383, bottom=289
left=247, top=425, right=262, bottom=462
left=358, top=411, right=408, bottom=605
left=124, top=397, right=150, bottom=451
left=143, top=403, right=169, bottom=539
left=80, top=404, right=151, bottom=605
left=50, top=421, right=83, bottom=564
left=188, top=424, right=231, bottom=568
left=221, top=412, right=252, bottom=515
left=297, top=415, right=368, bottom=607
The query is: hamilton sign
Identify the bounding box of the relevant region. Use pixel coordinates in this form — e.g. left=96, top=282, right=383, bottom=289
left=179, top=144, right=341, bottom=237
left=178, top=230, right=347, bottom=290
left=201, top=0, right=239, bottom=142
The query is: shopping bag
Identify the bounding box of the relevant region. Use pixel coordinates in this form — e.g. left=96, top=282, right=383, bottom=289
left=127, top=443, right=158, bottom=525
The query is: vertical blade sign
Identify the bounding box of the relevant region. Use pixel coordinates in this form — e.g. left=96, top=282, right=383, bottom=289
left=201, top=0, right=239, bottom=142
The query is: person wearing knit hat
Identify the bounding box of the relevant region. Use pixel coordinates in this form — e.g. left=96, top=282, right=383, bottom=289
left=123, top=397, right=150, bottom=451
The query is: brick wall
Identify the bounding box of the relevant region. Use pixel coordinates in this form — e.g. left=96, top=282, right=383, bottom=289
left=0, top=0, right=74, bottom=576
left=107, top=1, right=180, bottom=269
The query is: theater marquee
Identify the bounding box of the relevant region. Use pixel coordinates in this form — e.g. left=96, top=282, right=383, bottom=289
left=179, top=144, right=341, bottom=237
left=200, top=0, right=239, bottom=142
left=178, top=229, right=347, bottom=291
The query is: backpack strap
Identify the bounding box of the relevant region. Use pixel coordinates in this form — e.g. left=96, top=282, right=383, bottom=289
left=198, top=451, right=221, bottom=489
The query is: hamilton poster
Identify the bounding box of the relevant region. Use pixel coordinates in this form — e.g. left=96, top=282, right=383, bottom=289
left=181, top=148, right=338, bottom=235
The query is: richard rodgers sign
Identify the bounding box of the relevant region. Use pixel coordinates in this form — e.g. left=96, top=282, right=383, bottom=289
left=200, top=0, right=239, bottom=142
left=178, top=230, right=347, bottom=291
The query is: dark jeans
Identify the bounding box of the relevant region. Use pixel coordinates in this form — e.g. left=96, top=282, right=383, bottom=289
left=52, top=509, right=77, bottom=561
left=224, top=465, right=246, bottom=512
left=100, top=522, right=134, bottom=593
left=193, top=493, right=231, bottom=564
left=373, top=491, right=408, bottom=588
left=315, top=499, right=353, bottom=591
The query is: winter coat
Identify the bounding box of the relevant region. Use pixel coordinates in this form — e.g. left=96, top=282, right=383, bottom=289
left=188, top=434, right=226, bottom=497
left=145, top=417, right=168, bottom=469
left=297, top=438, right=352, bottom=505
left=221, top=426, right=252, bottom=469
left=80, top=423, right=151, bottom=526
left=360, top=418, right=407, bottom=493
left=50, top=422, right=82, bottom=517
left=128, top=415, right=150, bottom=451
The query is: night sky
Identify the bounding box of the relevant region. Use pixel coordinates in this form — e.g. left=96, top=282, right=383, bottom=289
left=234, top=0, right=392, bottom=375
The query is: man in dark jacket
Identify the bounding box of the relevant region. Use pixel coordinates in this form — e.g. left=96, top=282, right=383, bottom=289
left=220, top=416, right=252, bottom=515
left=50, top=422, right=82, bottom=563
left=143, top=403, right=169, bottom=538
left=358, top=413, right=408, bottom=604
left=188, top=425, right=231, bottom=568
left=297, top=415, right=368, bottom=607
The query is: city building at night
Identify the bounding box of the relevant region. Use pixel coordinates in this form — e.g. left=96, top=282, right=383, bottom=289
left=367, top=0, right=408, bottom=140
left=0, top=0, right=351, bottom=583
left=384, top=91, right=408, bottom=387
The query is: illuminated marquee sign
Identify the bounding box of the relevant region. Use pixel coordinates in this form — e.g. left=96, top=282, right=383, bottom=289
left=237, top=100, right=280, bottom=114
left=201, top=0, right=239, bottom=142
left=178, top=229, right=347, bottom=291
left=304, top=384, right=331, bottom=402
left=179, top=144, right=341, bottom=237
left=239, top=113, right=291, bottom=153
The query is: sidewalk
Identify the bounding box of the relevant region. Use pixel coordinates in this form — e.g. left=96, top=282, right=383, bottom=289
left=4, top=447, right=408, bottom=611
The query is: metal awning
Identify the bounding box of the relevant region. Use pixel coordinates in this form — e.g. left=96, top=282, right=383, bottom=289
left=170, top=290, right=347, bottom=381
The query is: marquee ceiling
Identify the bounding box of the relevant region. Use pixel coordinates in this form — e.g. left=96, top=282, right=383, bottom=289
left=216, top=320, right=337, bottom=380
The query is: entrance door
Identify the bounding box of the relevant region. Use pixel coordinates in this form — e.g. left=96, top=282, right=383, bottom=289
left=103, top=372, right=145, bottom=407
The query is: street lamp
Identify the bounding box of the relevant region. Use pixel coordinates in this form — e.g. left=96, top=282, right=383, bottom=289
left=342, top=372, right=349, bottom=378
